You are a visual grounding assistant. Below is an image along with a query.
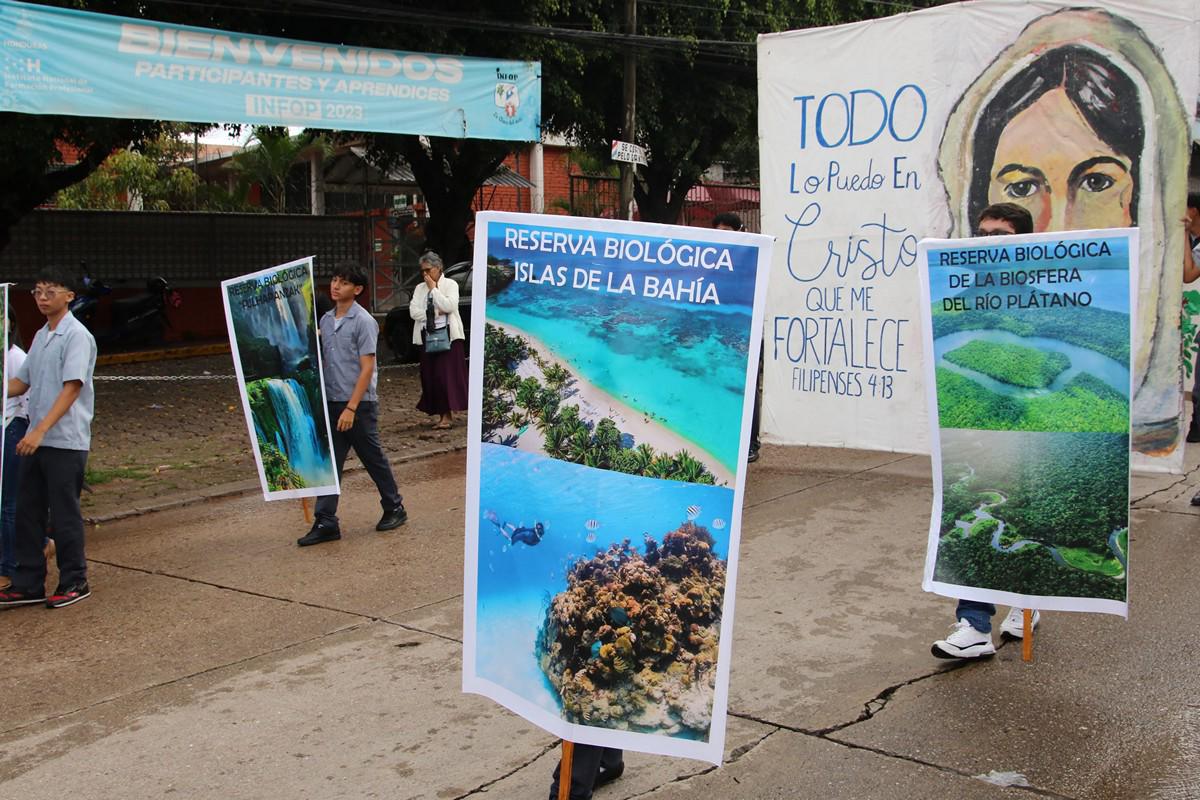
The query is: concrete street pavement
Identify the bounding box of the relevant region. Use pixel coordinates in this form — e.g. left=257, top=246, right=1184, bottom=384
left=2, top=443, right=1197, bottom=799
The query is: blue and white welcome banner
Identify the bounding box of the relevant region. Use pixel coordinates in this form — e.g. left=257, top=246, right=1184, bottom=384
left=0, top=0, right=541, bottom=141
left=919, top=228, right=1135, bottom=617
left=463, top=212, right=772, bottom=763
left=222, top=258, right=338, bottom=502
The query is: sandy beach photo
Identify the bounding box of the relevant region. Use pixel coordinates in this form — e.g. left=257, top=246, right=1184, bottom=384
left=483, top=321, right=735, bottom=486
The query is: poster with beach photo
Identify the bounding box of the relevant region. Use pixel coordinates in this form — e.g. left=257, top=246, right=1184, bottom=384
left=463, top=211, right=772, bottom=763
left=919, top=228, right=1135, bottom=617
left=222, top=257, right=338, bottom=501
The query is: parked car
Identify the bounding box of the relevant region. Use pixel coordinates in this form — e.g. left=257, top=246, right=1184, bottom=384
left=382, top=260, right=474, bottom=363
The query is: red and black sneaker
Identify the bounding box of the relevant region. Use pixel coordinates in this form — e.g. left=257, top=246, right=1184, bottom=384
left=46, top=582, right=90, bottom=609
left=0, top=587, right=46, bottom=607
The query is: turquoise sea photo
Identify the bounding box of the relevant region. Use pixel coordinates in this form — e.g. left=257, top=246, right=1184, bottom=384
left=481, top=222, right=762, bottom=485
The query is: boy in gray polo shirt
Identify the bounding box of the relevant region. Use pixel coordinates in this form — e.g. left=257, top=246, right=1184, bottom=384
left=298, top=263, right=406, bottom=546
left=1, top=268, right=97, bottom=609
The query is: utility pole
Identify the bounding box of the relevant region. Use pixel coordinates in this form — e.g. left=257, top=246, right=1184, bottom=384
left=619, top=0, right=637, bottom=220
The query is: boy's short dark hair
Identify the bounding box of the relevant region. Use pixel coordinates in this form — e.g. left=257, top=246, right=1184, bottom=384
left=34, top=267, right=77, bottom=294
left=1187, top=193, right=1200, bottom=212
left=977, top=202, right=1034, bottom=235
left=712, top=212, right=744, bottom=231
left=332, top=261, right=368, bottom=289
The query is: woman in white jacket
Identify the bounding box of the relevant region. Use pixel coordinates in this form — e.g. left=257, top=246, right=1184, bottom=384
left=409, top=252, right=468, bottom=429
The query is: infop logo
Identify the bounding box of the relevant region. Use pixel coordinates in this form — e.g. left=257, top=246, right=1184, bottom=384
left=494, top=83, right=519, bottom=118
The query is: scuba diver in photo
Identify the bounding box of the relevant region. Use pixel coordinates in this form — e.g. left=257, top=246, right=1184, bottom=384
left=486, top=511, right=546, bottom=547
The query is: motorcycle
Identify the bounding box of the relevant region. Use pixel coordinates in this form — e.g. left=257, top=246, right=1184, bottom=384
left=69, top=266, right=182, bottom=347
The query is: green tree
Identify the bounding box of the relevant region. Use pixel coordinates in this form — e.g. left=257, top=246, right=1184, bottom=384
left=548, top=0, right=907, bottom=222
left=52, top=126, right=232, bottom=211
left=228, top=127, right=333, bottom=213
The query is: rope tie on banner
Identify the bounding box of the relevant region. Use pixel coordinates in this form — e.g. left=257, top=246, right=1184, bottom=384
left=92, top=363, right=417, bottom=382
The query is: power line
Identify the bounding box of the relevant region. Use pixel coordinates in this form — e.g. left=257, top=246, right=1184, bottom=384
left=138, top=0, right=759, bottom=57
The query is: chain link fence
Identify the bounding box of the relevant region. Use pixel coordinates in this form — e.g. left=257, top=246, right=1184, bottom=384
left=93, top=362, right=416, bottom=382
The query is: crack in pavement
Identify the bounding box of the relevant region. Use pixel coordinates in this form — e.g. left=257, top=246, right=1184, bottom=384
left=1136, top=507, right=1199, bottom=518
left=88, top=557, right=463, bottom=644
left=450, top=740, right=560, bottom=799
left=819, top=736, right=1078, bottom=800
left=3, top=567, right=465, bottom=743
left=620, top=728, right=782, bottom=799
left=807, top=659, right=975, bottom=736
left=746, top=455, right=919, bottom=510
left=1130, top=461, right=1200, bottom=506
left=720, top=641, right=1074, bottom=798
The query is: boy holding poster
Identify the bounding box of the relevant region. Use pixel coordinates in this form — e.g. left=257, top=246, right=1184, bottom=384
left=0, top=269, right=97, bottom=609
left=930, top=203, right=1041, bottom=659
left=298, top=263, right=406, bottom=546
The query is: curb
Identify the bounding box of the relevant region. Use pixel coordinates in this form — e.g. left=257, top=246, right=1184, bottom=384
left=96, top=342, right=231, bottom=367
left=85, top=443, right=468, bottom=526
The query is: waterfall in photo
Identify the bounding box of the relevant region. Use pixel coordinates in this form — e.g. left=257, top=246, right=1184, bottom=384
left=242, top=290, right=311, bottom=369
left=264, top=378, right=332, bottom=486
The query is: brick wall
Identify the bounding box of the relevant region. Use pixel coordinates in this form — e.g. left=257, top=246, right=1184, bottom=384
left=469, top=145, right=574, bottom=216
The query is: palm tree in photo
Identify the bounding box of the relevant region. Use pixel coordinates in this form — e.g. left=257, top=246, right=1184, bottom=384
left=629, top=443, right=657, bottom=474
left=544, top=427, right=570, bottom=460
left=569, top=428, right=592, bottom=463
left=672, top=451, right=707, bottom=484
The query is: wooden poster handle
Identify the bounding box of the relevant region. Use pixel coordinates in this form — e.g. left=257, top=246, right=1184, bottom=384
left=1022, top=609, right=1034, bottom=663
left=301, top=497, right=313, bottom=524
left=558, top=740, right=575, bottom=800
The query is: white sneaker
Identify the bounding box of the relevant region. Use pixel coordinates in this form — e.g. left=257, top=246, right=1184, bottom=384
left=999, top=608, right=1040, bottom=639
left=931, top=620, right=996, bottom=659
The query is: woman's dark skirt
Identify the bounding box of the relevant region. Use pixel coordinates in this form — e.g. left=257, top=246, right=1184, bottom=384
left=417, top=335, right=469, bottom=414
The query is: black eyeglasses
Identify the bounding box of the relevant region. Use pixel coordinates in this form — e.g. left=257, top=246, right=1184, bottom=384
left=974, top=229, right=1012, bottom=237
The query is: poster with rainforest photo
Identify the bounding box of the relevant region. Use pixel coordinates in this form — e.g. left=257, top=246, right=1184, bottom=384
left=919, top=228, right=1135, bottom=617
left=222, top=257, right=338, bottom=501
left=463, top=212, right=772, bottom=763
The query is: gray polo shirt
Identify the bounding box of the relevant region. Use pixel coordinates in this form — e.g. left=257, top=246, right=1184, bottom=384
left=14, top=311, right=97, bottom=451
left=319, top=302, right=378, bottom=403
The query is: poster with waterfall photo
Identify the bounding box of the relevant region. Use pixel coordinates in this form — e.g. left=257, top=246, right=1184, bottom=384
left=222, top=257, right=338, bottom=501
left=463, top=212, right=773, bottom=764
left=919, top=229, right=1134, bottom=617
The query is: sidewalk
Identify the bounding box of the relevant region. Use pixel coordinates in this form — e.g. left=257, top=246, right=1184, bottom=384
left=2, top=443, right=1198, bottom=799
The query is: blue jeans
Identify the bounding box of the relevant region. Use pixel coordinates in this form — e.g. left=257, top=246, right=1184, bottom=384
left=956, top=599, right=996, bottom=633
left=1, top=416, right=29, bottom=577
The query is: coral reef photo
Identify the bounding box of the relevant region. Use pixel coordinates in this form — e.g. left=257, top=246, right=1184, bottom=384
left=538, top=523, right=725, bottom=737
left=472, top=444, right=734, bottom=742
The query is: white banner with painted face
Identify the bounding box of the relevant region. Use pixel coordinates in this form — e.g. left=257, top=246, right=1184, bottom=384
left=759, top=0, right=1199, bottom=472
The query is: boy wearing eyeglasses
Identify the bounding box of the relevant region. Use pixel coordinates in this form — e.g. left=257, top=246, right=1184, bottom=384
left=0, top=268, right=97, bottom=609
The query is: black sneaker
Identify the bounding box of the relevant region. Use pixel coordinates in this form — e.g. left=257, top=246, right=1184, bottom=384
left=297, top=523, right=341, bottom=546
left=45, top=583, right=90, bottom=609
left=596, top=761, right=624, bottom=788
left=376, top=505, right=408, bottom=531
left=0, top=586, right=46, bottom=608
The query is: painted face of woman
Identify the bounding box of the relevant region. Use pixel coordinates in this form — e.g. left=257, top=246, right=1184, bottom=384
left=987, top=87, right=1134, bottom=232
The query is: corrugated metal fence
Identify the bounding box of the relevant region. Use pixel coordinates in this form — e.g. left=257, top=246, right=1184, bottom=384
left=0, top=209, right=366, bottom=284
